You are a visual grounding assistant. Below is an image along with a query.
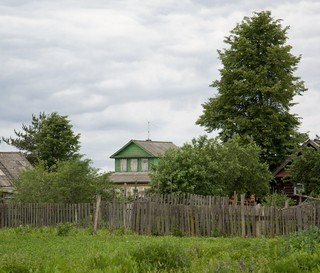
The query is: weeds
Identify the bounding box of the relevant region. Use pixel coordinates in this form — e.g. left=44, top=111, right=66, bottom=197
left=0, top=227, right=320, bottom=272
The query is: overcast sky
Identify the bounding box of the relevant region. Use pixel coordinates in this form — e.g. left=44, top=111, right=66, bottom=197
left=0, top=0, right=319, bottom=172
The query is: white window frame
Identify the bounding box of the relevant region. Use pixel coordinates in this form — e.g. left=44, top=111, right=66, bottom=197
left=120, top=159, right=127, bottom=172
left=131, top=159, right=138, bottom=172
left=141, top=158, right=148, bottom=172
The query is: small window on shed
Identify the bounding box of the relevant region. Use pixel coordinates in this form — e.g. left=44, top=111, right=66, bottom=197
left=141, top=159, right=148, bottom=172
left=120, top=159, right=127, bottom=172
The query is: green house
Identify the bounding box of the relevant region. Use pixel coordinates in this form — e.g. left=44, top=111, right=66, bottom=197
left=109, top=139, right=177, bottom=195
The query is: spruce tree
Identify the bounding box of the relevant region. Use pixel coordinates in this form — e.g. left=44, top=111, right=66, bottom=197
left=197, top=11, right=307, bottom=169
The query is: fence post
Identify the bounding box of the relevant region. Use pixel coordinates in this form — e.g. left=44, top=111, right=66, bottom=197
left=123, top=183, right=127, bottom=233
left=93, top=194, right=101, bottom=235
left=316, top=201, right=320, bottom=227
left=241, top=194, right=246, bottom=237
left=255, top=204, right=261, bottom=237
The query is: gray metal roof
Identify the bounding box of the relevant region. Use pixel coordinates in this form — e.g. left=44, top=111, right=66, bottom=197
left=110, top=139, right=178, bottom=158
left=0, top=152, right=32, bottom=193
left=132, top=140, right=177, bottom=157
left=109, top=172, right=151, bottom=184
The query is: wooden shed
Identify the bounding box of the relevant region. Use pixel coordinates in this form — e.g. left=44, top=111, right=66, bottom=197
left=0, top=152, right=32, bottom=200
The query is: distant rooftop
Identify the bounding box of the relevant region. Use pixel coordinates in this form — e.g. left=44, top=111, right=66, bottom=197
left=110, top=139, right=177, bottom=158
left=0, top=152, right=32, bottom=193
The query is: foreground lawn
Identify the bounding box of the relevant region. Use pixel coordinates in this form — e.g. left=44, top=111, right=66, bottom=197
left=0, top=226, right=320, bottom=272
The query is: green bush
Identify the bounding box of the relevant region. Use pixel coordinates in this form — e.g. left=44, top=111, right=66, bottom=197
left=287, top=227, right=320, bottom=253
left=130, top=238, right=191, bottom=271
left=262, top=192, right=294, bottom=207
left=56, top=223, right=74, bottom=236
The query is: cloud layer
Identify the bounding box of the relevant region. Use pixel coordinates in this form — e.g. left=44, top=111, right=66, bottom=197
left=1, top=0, right=319, bottom=171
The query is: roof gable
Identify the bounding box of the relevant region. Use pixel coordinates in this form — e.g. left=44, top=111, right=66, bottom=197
left=110, top=139, right=177, bottom=158
left=0, top=152, right=32, bottom=192
left=273, top=139, right=319, bottom=177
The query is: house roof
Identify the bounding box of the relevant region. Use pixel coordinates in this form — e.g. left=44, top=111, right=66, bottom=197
left=0, top=152, right=32, bottom=193
left=109, top=172, right=151, bottom=184
left=273, top=139, right=320, bottom=178
left=110, top=139, right=177, bottom=158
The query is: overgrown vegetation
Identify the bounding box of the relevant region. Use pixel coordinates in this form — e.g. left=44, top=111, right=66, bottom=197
left=1, top=226, right=320, bottom=272
left=13, top=159, right=113, bottom=203
left=150, top=135, right=272, bottom=197
left=288, top=141, right=320, bottom=196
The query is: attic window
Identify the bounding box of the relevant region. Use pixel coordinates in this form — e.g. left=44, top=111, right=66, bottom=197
left=0, top=169, right=5, bottom=176
left=131, top=159, right=137, bottom=172
left=120, top=159, right=127, bottom=172
left=141, top=159, right=148, bottom=172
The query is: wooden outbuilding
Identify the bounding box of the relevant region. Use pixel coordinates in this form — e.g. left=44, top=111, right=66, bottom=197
left=272, top=139, right=319, bottom=199
left=0, top=152, right=32, bottom=200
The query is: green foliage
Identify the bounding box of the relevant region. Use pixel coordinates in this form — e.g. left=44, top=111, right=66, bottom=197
left=288, top=144, right=320, bottom=195
left=262, top=192, right=294, bottom=207
left=2, top=112, right=81, bottom=168
left=287, top=227, right=320, bottom=253
left=1, top=228, right=320, bottom=272
left=150, top=134, right=272, bottom=196
left=13, top=158, right=113, bottom=203
left=56, top=223, right=74, bottom=236
left=197, top=11, right=307, bottom=169
left=131, top=239, right=191, bottom=271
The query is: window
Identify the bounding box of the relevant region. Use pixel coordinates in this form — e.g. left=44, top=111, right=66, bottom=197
left=120, top=159, right=127, bottom=172
left=131, top=159, right=138, bottom=172
left=141, top=158, right=148, bottom=171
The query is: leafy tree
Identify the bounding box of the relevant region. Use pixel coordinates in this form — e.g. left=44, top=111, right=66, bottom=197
left=13, top=158, right=113, bottom=203
left=196, top=11, right=307, bottom=170
left=2, top=112, right=80, bottom=168
left=150, top=135, right=271, bottom=197
left=288, top=145, right=320, bottom=195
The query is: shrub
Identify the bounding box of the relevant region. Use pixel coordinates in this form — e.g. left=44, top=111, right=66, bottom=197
left=130, top=238, right=191, bottom=271
left=56, top=223, right=74, bottom=236
left=262, top=192, right=294, bottom=207
left=287, top=226, right=320, bottom=253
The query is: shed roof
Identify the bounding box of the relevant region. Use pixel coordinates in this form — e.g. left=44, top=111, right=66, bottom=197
left=273, top=139, right=320, bottom=178
left=110, top=139, right=177, bottom=158
left=109, top=172, right=151, bottom=184
left=0, top=152, right=32, bottom=193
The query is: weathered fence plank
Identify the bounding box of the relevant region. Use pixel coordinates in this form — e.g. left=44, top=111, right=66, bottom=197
left=1, top=193, right=320, bottom=237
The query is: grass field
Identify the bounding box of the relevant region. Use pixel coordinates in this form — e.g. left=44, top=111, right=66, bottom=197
left=0, top=225, right=320, bottom=272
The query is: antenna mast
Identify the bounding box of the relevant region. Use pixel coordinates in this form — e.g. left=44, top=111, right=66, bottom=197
left=147, top=121, right=150, bottom=140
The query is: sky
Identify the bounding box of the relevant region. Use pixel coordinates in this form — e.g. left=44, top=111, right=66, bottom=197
left=0, top=0, right=319, bottom=172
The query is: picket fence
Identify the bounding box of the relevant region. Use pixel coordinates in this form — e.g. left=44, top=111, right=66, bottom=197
left=101, top=193, right=320, bottom=237
left=1, top=193, right=320, bottom=237
left=0, top=203, right=91, bottom=228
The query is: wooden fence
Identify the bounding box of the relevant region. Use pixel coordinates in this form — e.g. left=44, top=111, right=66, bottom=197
left=1, top=194, right=320, bottom=237
left=101, top=193, right=320, bottom=237
left=0, top=203, right=91, bottom=228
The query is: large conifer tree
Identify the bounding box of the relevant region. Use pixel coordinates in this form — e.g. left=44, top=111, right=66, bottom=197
left=197, top=11, right=307, bottom=169
left=2, top=112, right=81, bottom=168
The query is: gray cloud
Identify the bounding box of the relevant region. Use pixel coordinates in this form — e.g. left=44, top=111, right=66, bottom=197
left=0, top=0, right=319, bottom=171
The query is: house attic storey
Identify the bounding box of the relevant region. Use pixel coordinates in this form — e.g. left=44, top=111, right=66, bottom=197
left=109, top=139, right=177, bottom=195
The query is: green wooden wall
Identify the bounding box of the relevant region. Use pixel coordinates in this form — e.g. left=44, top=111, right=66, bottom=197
left=114, top=143, right=151, bottom=158
left=114, top=157, right=159, bottom=172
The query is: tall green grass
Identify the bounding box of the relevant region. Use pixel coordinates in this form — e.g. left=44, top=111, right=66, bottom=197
left=0, top=226, right=320, bottom=272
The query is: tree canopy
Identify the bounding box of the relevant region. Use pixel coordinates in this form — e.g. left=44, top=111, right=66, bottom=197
left=2, top=112, right=81, bottom=168
left=150, top=135, right=272, bottom=197
left=288, top=140, right=320, bottom=196
left=196, top=11, right=307, bottom=170
left=13, top=158, right=113, bottom=203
